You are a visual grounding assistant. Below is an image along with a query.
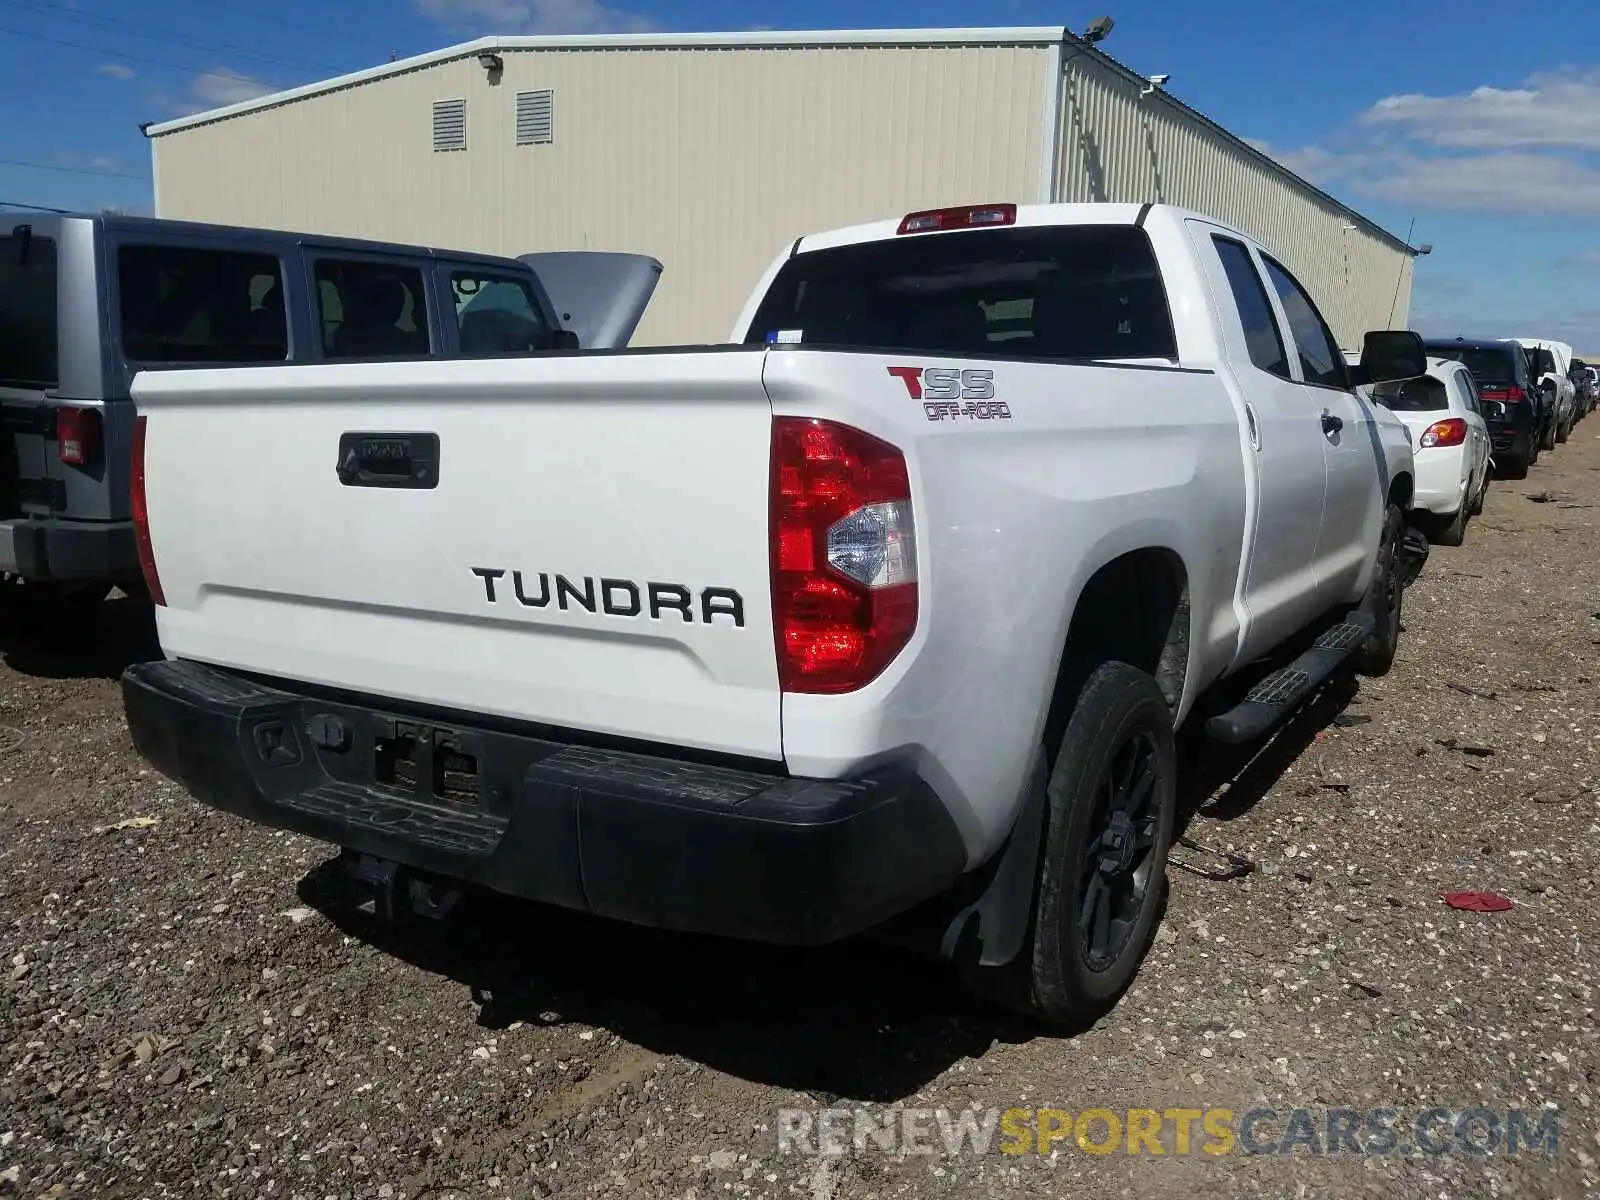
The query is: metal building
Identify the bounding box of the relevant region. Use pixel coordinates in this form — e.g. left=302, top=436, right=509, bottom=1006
left=146, top=26, right=1418, bottom=348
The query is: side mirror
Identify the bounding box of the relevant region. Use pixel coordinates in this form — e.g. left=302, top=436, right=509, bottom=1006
left=1353, top=330, right=1427, bottom=385
left=546, top=328, right=581, bottom=351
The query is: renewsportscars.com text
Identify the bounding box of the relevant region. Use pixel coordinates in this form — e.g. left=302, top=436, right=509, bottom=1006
left=775, top=1105, right=1561, bottom=1159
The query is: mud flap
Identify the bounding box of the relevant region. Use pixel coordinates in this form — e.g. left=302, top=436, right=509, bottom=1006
left=1397, top=526, right=1430, bottom=590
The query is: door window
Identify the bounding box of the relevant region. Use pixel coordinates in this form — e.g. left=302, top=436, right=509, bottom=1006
left=315, top=259, right=430, bottom=358
left=449, top=270, right=550, bottom=354
left=117, top=245, right=286, bottom=363
left=0, top=230, right=57, bottom=388
left=1211, top=236, right=1289, bottom=379
left=1259, top=256, right=1347, bottom=389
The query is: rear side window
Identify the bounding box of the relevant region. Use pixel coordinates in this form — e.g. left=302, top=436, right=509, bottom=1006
left=1260, top=256, right=1347, bottom=389
left=118, top=245, right=286, bottom=363
left=449, top=270, right=550, bottom=355
left=0, top=231, right=59, bottom=388
left=1211, top=237, right=1289, bottom=379
left=315, top=259, right=430, bottom=358
left=1372, top=375, right=1448, bottom=411
left=744, top=226, right=1178, bottom=361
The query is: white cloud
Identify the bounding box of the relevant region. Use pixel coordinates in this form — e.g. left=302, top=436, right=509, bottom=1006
left=97, top=63, right=135, bottom=80
left=190, top=68, right=277, bottom=109
left=413, top=0, right=658, bottom=34
left=1361, top=72, right=1600, bottom=151
left=1250, top=140, right=1600, bottom=219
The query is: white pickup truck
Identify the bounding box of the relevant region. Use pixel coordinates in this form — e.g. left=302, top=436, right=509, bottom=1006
left=121, top=202, right=1428, bottom=1024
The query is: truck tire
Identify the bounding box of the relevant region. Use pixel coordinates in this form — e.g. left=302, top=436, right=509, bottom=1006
left=1352, top=503, right=1404, bottom=677
left=982, top=661, right=1177, bottom=1028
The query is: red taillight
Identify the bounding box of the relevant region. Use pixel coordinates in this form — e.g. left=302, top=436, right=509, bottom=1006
left=896, top=203, right=1017, bottom=236
left=55, top=406, right=102, bottom=466
left=131, top=415, right=165, bottom=606
left=1481, top=386, right=1524, bottom=403
left=770, top=417, right=917, bottom=693
left=1420, top=418, right=1468, bottom=448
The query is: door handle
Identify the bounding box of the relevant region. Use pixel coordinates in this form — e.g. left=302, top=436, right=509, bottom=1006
left=336, top=431, right=440, bottom=489
left=1321, top=411, right=1343, bottom=436
left=1244, top=402, right=1261, bottom=450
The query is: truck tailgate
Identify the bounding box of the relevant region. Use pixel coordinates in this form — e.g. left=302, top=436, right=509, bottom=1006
left=131, top=351, right=782, bottom=759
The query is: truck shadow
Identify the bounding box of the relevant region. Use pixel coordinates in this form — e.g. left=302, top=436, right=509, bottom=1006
left=0, top=593, right=160, bottom=680
left=297, top=857, right=1034, bottom=1104
left=295, top=673, right=1360, bottom=1103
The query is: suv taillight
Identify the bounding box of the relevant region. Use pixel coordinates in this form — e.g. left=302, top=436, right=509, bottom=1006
left=1480, top=386, right=1525, bottom=403
left=56, top=406, right=102, bottom=466
left=131, top=415, right=165, bottom=606
left=770, top=417, right=917, bottom=693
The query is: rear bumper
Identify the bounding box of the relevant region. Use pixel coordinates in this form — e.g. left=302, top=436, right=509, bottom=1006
left=1488, top=426, right=1531, bottom=460
left=121, top=659, right=968, bottom=945
left=0, top=518, right=137, bottom=582
left=1412, top=449, right=1467, bottom=515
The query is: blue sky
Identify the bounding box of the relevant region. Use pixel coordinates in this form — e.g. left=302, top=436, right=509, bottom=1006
left=4, top=0, right=1600, bottom=348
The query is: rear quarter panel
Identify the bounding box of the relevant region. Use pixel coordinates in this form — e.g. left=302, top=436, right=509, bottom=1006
left=763, top=348, right=1248, bottom=860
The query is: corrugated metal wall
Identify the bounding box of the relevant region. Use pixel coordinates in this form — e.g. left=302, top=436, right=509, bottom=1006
left=152, top=43, right=1051, bottom=345
left=1054, top=55, right=1412, bottom=347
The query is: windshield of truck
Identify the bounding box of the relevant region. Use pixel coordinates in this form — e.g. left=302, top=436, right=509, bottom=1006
left=1372, top=375, right=1448, bottom=411
left=1424, top=346, right=1512, bottom=387
left=744, top=225, right=1178, bottom=361
left=0, top=230, right=58, bottom=388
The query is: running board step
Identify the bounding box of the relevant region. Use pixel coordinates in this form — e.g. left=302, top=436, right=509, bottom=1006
left=1205, top=611, right=1376, bottom=744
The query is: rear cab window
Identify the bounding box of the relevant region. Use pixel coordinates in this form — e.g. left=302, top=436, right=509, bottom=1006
left=315, top=259, right=430, bottom=359
left=117, top=244, right=287, bottom=363
left=0, top=228, right=59, bottom=388
left=744, top=225, right=1178, bottom=362
left=449, top=268, right=551, bottom=355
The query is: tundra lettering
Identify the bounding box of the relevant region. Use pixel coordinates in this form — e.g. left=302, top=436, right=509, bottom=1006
left=472, top=568, right=745, bottom=626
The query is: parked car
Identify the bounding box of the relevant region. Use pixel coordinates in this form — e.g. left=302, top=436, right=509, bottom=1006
left=1570, top=359, right=1596, bottom=420
left=1370, top=358, right=1491, bottom=546
left=0, top=213, right=661, bottom=619
left=119, top=201, right=1428, bottom=1026
left=1512, top=337, right=1577, bottom=446
left=1423, top=337, right=1543, bottom=478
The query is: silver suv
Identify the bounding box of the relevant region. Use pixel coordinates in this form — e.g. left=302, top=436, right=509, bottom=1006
left=0, top=214, right=657, bottom=616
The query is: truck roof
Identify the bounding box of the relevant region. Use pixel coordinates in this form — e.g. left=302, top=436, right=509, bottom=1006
left=793, top=202, right=1249, bottom=254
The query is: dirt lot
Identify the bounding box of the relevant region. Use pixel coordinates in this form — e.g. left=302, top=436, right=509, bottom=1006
left=3, top=431, right=1598, bottom=1200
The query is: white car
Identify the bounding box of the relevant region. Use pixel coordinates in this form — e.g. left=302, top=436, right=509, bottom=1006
left=1371, top=357, right=1491, bottom=546
left=1511, top=336, right=1577, bottom=446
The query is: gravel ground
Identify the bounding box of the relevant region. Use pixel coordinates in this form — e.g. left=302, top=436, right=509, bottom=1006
left=3, top=430, right=1598, bottom=1200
